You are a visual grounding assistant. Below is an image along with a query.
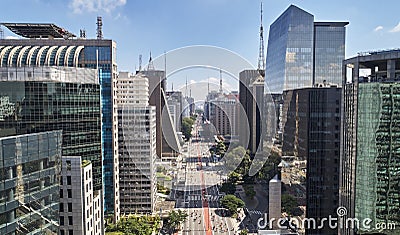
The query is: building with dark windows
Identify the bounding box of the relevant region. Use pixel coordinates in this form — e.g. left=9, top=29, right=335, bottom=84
left=281, top=86, right=341, bottom=235
left=340, top=50, right=400, bottom=235
left=265, top=5, right=348, bottom=94
left=166, top=91, right=183, bottom=133
left=0, top=131, right=61, bottom=235
left=239, top=70, right=264, bottom=154
left=0, top=23, right=119, bottom=221
left=141, top=68, right=181, bottom=162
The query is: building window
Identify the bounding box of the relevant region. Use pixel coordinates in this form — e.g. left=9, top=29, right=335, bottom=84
left=66, top=161, right=71, bottom=171
left=60, top=176, right=63, bottom=185
left=67, top=176, right=71, bottom=185
left=68, top=189, right=72, bottom=198
left=60, top=189, right=63, bottom=198
left=60, top=230, right=65, bottom=235
left=68, top=216, right=73, bottom=225
left=60, top=216, right=64, bottom=226
left=60, top=203, right=64, bottom=212
left=69, top=230, right=73, bottom=235
left=68, top=203, right=72, bottom=212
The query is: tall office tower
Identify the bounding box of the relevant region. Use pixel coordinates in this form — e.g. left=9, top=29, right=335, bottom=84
left=0, top=23, right=119, bottom=220
left=166, top=91, right=183, bottom=132
left=281, top=86, right=341, bottom=234
left=116, top=72, right=157, bottom=214
left=60, top=156, right=103, bottom=235
left=265, top=5, right=348, bottom=94
left=141, top=68, right=181, bottom=161
left=340, top=50, right=400, bottom=235
left=239, top=70, right=264, bottom=154
left=0, top=131, right=61, bottom=235
left=269, top=175, right=282, bottom=229
left=206, top=92, right=239, bottom=137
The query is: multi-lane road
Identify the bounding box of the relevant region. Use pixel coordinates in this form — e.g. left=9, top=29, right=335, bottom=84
left=174, top=118, right=238, bottom=235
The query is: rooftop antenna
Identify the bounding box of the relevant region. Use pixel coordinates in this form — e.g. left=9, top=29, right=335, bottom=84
left=138, top=54, right=142, bottom=72
left=97, top=16, right=103, bottom=39
left=207, top=76, right=210, bottom=94
left=147, top=51, right=155, bottom=70
left=219, top=69, right=223, bottom=93
left=190, top=88, right=192, bottom=98
left=185, top=76, right=188, bottom=97
left=80, top=29, right=86, bottom=38
left=257, top=1, right=266, bottom=77
left=171, top=82, right=174, bottom=91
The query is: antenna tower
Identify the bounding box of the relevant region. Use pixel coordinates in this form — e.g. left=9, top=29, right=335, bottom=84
left=147, top=51, right=155, bottom=70
left=97, top=16, right=103, bottom=39
left=138, top=54, right=142, bottom=72
left=219, top=69, right=223, bottom=93
left=80, top=29, right=86, bottom=38
left=257, top=1, right=266, bottom=76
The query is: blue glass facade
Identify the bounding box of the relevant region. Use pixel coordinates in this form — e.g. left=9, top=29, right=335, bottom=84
left=266, top=5, right=314, bottom=94
left=0, top=40, right=119, bottom=219
left=82, top=45, right=117, bottom=217
left=314, top=23, right=347, bottom=86
left=0, top=131, right=62, bottom=235
left=265, top=5, right=347, bottom=94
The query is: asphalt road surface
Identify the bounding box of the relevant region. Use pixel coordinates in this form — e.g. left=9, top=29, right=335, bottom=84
left=175, top=119, right=238, bottom=235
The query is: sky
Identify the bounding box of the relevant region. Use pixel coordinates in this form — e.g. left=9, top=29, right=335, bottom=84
left=2, top=0, right=400, bottom=100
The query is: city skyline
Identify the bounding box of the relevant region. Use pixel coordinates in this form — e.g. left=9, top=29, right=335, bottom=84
left=2, top=0, right=400, bottom=74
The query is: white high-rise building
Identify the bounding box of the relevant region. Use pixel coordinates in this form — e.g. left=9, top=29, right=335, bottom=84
left=60, top=156, right=103, bottom=235
left=116, top=72, right=157, bottom=214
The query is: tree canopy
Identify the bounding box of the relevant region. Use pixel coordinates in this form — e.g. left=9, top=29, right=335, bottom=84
left=220, top=194, right=245, bottom=215
left=182, top=117, right=195, bottom=140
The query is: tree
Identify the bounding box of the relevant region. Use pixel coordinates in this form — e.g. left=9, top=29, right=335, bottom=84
left=106, top=215, right=160, bottom=235
left=220, top=195, right=245, bottom=216
left=219, top=181, right=236, bottom=194
left=243, top=185, right=256, bottom=199
left=239, top=229, right=249, bottom=235
left=166, top=210, right=187, bottom=232
left=281, top=194, right=298, bottom=215
left=182, top=117, right=195, bottom=140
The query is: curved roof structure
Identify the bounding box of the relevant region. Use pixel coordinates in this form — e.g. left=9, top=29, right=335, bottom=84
left=0, top=45, right=82, bottom=67
left=1, top=23, right=76, bottom=39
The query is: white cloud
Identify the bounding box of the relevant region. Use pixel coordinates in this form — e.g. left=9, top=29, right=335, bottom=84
left=70, top=0, right=127, bottom=14
left=389, top=22, right=400, bottom=33
left=374, top=26, right=383, bottom=32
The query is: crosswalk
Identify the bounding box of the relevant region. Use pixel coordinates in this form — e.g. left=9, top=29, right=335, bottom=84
left=249, top=210, right=263, bottom=215
left=185, top=195, right=221, bottom=202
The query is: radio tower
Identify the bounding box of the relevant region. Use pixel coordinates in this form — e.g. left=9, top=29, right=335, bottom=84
left=257, top=1, right=265, bottom=77
left=147, top=51, right=155, bottom=71
left=219, top=69, right=223, bottom=94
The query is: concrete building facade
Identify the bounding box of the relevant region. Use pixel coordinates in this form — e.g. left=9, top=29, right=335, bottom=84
left=60, top=156, right=103, bottom=235
left=116, top=72, right=157, bottom=214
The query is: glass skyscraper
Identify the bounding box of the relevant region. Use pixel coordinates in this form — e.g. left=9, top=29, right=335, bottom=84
left=0, top=35, right=119, bottom=220
left=265, top=5, right=348, bottom=94
left=0, top=131, right=62, bottom=235
left=341, top=50, right=400, bottom=235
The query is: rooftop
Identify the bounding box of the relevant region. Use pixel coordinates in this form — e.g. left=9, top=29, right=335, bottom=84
left=1, top=23, right=76, bottom=39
